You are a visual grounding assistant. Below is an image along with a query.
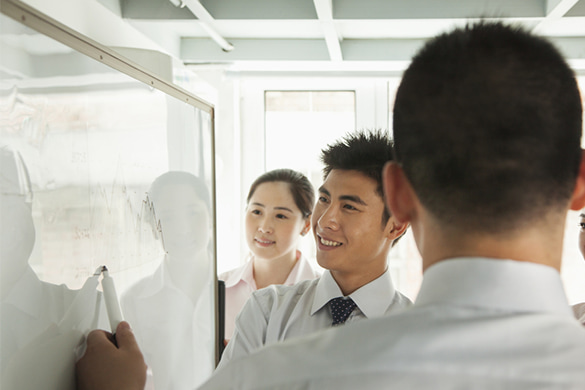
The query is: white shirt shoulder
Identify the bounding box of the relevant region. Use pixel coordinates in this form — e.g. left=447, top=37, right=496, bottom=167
left=218, top=279, right=319, bottom=367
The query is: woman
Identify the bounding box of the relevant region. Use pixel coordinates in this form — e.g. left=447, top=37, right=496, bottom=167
left=220, top=169, right=320, bottom=340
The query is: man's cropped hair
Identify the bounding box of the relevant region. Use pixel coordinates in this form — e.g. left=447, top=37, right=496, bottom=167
left=393, top=21, right=582, bottom=234
left=321, top=129, right=394, bottom=226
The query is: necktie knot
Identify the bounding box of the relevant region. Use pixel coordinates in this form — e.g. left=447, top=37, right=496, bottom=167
left=329, top=297, right=357, bottom=326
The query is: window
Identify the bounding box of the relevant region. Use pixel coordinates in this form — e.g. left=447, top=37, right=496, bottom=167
left=264, top=90, right=356, bottom=268
left=265, top=90, right=355, bottom=178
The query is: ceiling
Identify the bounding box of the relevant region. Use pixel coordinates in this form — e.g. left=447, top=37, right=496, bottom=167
left=115, top=0, right=585, bottom=71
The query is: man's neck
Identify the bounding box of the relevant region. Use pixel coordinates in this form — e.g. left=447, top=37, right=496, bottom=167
left=419, top=227, right=565, bottom=273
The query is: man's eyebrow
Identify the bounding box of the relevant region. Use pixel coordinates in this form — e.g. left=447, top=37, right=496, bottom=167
left=339, top=195, right=367, bottom=206
left=318, top=186, right=367, bottom=206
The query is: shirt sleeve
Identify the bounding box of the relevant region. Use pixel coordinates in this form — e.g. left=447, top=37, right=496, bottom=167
left=217, top=288, right=274, bottom=369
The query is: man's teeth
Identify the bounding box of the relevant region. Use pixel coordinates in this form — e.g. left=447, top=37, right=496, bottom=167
left=320, top=237, right=342, bottom=247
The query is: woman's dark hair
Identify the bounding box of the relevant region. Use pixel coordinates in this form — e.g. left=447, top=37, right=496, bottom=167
left=247, top=169, right=315, bottom=218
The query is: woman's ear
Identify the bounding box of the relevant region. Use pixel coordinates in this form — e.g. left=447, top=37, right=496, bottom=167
left=570, top=150, right=585, bottom=211
left=300, top=216, right=311, bottom=236
left=382, top=162, right=416, bottom=224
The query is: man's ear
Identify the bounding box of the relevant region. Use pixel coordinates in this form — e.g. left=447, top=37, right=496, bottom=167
left=386, top=220, right=409, bottom=240
left=570, top=150, right=585, bottom=211
left=382, top=162, right=416, bottom=224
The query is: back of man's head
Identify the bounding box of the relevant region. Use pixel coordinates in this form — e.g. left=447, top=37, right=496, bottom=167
left=393, top=22, right=582, bottom=234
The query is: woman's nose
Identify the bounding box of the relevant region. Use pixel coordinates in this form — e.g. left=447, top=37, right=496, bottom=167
left=258, top=217, right=273, bottom=233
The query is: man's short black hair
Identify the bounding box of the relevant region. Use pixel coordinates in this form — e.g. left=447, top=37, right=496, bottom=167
left=393, top=22, right=582, bottom=234
left=321, top=130, right=394, bottom=227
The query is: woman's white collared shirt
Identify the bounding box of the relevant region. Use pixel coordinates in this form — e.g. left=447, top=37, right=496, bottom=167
left=219, top=252, right=320, bottom=339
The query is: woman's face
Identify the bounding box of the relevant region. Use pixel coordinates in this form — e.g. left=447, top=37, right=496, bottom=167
left=245, top=181, right=309, bottom=262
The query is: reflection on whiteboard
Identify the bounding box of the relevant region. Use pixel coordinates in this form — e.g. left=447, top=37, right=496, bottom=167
left=1, top=13, right=217, bottom=390
left=0, top=147, right=107, bottom=390
left=121, top=172, right=214, bottom=389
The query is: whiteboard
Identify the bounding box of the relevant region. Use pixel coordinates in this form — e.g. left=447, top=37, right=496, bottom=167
left=0, top=8, right=217, bottom=390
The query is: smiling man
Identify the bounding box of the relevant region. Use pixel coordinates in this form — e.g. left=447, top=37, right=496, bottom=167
left=216, top=130, right=412, bottom=367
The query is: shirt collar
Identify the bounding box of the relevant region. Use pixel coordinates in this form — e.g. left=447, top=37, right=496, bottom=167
left=222, top=254, right=256, bottom=289
left=415, top=257, right=573, bottom=316
left=310, top=269, right=396, bottom=318
left=223, top=251, right=319, bottom=289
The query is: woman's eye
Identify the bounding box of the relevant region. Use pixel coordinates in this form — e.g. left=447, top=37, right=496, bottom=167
left=251, top=209, right=261, bottom=215
left=276, top=214, right=288, bottom=220
left=579, top=222, right=585, bottom=230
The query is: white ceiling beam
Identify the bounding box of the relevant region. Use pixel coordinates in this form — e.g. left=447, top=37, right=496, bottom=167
left=533, top=0, right=579, bottom=35
left=170, top=0, right=234, bottom=52
left=546, top=0, right=579, bottom=18
left=182, top=38, right=330, bottom=61
left=181, top=36, right=585, bottom=63
left=313, top=0, right=342, bottom=61
left=333, top=0, right=542, bottom=19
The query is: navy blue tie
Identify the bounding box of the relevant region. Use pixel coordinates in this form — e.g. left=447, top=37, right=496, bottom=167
left=329, top=297, right=357, bottom=326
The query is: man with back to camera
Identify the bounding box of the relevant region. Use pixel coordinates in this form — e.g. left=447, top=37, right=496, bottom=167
left=76, top=21, right=585, bottom=389
left=217, top=130, right=412, bottom=367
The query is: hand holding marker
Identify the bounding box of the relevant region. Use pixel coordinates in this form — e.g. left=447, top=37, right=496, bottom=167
left=101, top=265, right=124, bottom=346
